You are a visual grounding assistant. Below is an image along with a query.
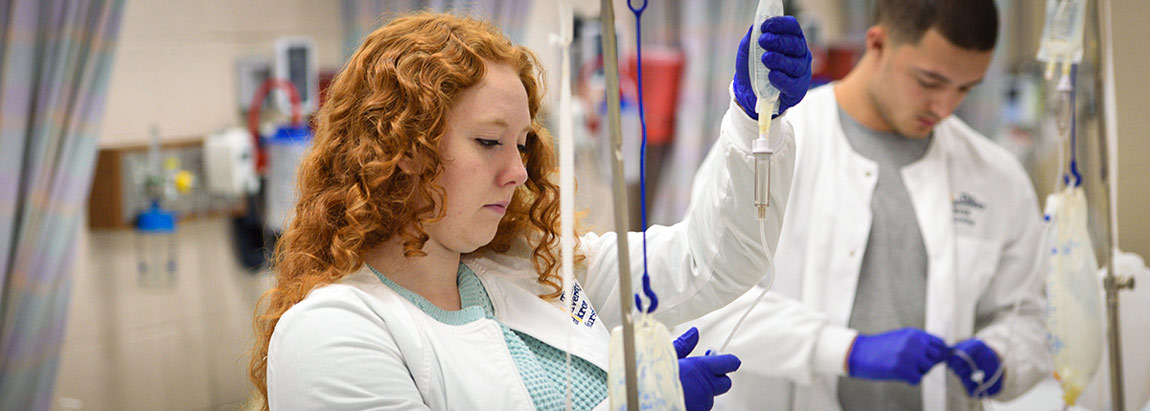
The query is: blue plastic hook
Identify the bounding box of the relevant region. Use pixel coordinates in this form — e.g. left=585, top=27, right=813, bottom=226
left=628, top=0, right=648, bottom=14
left=634, top=274, right=659, bottom=314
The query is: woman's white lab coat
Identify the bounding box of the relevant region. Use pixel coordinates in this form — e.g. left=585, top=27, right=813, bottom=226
left=686, top=85, right=1051, bottom=411
left=265, top=97, right=795, bottom=410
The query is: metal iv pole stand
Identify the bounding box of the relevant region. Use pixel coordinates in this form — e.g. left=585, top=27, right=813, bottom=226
left=1093, top=0, right=1135, bottom=409
left=599, top=0, right=641, bottom=409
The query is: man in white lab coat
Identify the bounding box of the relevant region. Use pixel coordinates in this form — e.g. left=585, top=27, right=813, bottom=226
left=682, top=0, right=1051, bottom=410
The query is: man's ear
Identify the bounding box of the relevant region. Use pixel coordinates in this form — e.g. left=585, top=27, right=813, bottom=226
left=865, top=25, right=888, bottom=56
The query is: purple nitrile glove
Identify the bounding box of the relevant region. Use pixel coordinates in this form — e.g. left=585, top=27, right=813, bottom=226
left=947, top=338, right=1004, bottom=397
left=848, top=328, right=948, bottom=385
left=733, top=15, right=812, bottom=120
left=673, top=327, right=741, bottom=410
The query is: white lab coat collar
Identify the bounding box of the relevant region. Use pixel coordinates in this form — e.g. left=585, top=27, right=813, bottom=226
left=465, top=253, right=612, bottom=370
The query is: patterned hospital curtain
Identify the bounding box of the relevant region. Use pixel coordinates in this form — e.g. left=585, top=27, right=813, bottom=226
left=0, top=0, right=124, bottom=409
left=650, top=0, right=758, bottom=225
left=341, top=0, right=533, bottom=60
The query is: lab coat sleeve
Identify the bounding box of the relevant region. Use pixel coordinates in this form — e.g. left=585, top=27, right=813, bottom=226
left=267, top=288, right=429, bottom=411
left=580, top=90, right=796, bottom=330
left=971, top=183, right=1051, bottom=400
left=679, top=285, right=856, bottom=385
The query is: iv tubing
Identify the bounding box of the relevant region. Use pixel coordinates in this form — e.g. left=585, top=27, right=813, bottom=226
left=549, top=0, right=575, bottom=408
left=726, top=1, right=782, bottom=353
left=718, top=218, right=776, bottom=353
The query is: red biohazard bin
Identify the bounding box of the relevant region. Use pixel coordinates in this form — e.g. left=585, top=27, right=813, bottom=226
left=624, top=48, right=684, bottom=147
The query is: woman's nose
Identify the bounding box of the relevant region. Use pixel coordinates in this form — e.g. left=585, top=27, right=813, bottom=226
left=500, top=150, right=528, bottom=187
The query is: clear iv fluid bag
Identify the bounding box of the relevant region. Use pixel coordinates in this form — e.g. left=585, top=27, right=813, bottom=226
left=1037, top=0, right=1086, bottom=77
left=749, top=0, right=784, bottom=116
left=1042, top=186, right=1103, bottom=406
left=608, top=315, right=685, bottom=410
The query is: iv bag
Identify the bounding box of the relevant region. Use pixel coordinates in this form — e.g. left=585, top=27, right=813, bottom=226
left=1043, top=186, right=1103, bottom=406
left=1037, top=0, right=1086, bottom=78
left=748, top=0, right=784, bottom=116
left=608, top=314, right=685, bottom=410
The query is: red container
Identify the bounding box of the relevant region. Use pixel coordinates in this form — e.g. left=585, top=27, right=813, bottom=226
left=624, top=48, right=685, bottom=147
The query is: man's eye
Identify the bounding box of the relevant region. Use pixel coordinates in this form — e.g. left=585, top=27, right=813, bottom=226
left=917, top=78, right=942, bottom=89
left=475, top=138, right=501, bottom=147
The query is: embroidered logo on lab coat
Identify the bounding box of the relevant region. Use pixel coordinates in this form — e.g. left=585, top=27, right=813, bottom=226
left=952, top=192, right=986, bottom=227
left=560, top=283, right=598, bottom=328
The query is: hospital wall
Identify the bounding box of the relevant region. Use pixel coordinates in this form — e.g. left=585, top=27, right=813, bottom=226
left=97, top=1, right=344, bottom=148
left=1109, top=2, right=1150, bottom=266
left=61, top=1, right=1149, bottom=409
left=59, top=1, right=344, bottom=409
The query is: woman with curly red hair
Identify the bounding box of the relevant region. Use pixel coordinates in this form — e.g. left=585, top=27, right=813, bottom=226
left=249, top=11, right=808, bottom=410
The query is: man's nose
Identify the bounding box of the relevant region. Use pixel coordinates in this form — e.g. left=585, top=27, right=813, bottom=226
left=929, top=89, right=963, bottom=119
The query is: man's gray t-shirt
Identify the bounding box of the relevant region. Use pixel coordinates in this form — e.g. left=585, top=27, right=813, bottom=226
left=835, top=105, right=932, bottom=411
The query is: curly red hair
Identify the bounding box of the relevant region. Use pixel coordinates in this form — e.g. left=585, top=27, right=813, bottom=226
left=248, top=12, right=567, bottom=407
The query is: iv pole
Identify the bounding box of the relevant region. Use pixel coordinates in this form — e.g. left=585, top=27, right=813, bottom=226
left=599, top=0, right=641, bottom=409
left=1093, top=0, right=1135, bottom=409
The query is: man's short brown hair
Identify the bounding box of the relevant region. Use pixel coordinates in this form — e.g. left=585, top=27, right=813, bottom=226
left=874, top=0, right=999, bottom=51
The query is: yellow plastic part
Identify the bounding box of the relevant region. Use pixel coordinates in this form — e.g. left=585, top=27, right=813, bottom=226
left=174, top=170, right=195, bottom=194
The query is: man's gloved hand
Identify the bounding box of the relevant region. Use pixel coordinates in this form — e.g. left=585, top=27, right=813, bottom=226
left=733, top=15, right=812, bottom=120
left=847, top=328, right=947, bottom=385
left=673, top=327, right=742, bottom=411
left=947, top=338, right=1004, bottom=398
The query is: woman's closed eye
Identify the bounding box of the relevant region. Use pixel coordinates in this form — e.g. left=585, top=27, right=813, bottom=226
left=475, top=138, right=502, bottom=148
left=476, top=138, right=528, bottom=154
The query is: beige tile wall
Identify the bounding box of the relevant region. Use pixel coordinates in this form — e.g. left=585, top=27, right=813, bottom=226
left=99, top=0, right=344, bottom=147
left=1111, top=2, right=1150, bottom=259
left=56, top=217, right=272, bottom=410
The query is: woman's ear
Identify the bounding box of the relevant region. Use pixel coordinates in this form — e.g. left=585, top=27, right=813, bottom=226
left=398, top=155, right=415, bottom=174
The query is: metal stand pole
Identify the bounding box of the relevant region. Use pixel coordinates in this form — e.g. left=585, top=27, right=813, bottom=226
left=1094, top=1, right=1135, bottom=409
left=1103, top=275, right=1133, bottom=411
left=599, top=0, right=640, bottom=409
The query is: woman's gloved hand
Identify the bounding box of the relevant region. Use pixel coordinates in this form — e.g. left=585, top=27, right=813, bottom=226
left=673, top=327, right=741, bottom=411
left=733, top=15, right=812, bottom=120
left=947, top=338, right=1004, bottom=397
left=847, top=328, right=947, bottom=385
